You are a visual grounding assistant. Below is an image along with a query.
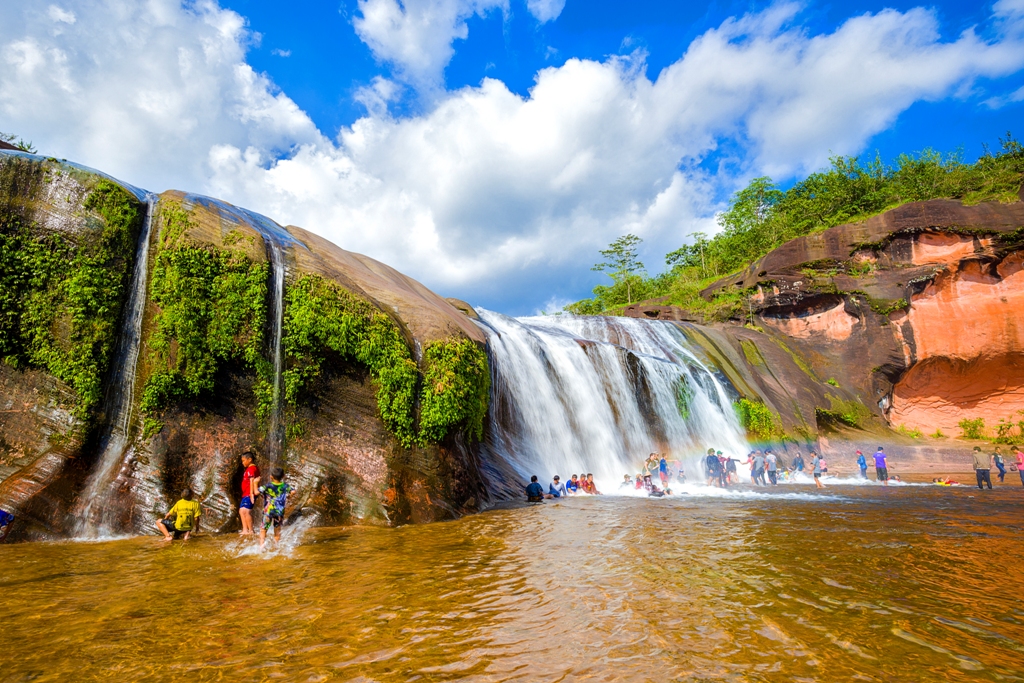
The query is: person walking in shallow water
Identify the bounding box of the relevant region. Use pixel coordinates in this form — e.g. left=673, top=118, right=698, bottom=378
left=1015, top=445, right=1024, bottom=488
left=993, top=447, right=1006, bottom=483
left=238, top=451, right=261, bottom=535
left=873, top=447, right=889, bottom=486
left=972, top=447, right=993, bottom=490
left=810, top=451, right=824, bottom=488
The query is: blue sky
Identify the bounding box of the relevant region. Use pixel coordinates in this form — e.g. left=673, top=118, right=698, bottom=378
left=3, top=0, right=1023, bottom=314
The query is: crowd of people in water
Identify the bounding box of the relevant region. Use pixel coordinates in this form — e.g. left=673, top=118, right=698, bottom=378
left=523, top=443, right=1024, bottom=501
left=0, top=444, right=1022, bottom=540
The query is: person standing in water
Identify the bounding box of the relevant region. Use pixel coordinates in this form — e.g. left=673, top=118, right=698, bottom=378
left=873, top=447, right=889, bottom=485
left=856, top=450, right=867, bottom=479
left=752, top=450, right=767, bottom=486
left=765, top=450, right=778, bottom=486
left=1014, top=445, right=1024, bottom=488
left=993, top=447, right=1006, bottom=483
left=259, top=467, right=294, bottom=549
left=705, top=449, right=721, bottom=486
left=972, top=447, right=993, bottom=490
left=238, top=451, right=261, bottom=536
left=790, top=451, right=805, bottom=474
left=810, top=451, right=824, bottom=488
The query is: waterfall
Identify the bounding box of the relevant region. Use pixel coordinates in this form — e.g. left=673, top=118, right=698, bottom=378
left=476, top=311, right=750, bottom=490
left=75, top=194, right=158, bottom=536
left=265, top=239, right=286, bottom=462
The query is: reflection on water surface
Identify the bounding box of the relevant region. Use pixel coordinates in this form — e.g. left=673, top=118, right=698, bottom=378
left=3, top=484, right=1024, bottom=682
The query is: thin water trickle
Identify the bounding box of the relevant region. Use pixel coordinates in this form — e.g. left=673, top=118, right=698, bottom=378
left=477, top=311, right=749, bottom=489
left=74, top=194, right=158, bottom=537
left=265, top=238, right=286, bottom=462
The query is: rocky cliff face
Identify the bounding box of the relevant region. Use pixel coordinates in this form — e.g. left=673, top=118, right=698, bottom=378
left=0, top=153, right=493, bottom=540
left=625, top=196, right=1024, bottom=449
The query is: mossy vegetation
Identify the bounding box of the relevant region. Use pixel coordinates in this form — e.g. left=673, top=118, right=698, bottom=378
left=567, top=134, right=1024, bottom=318
left=419, top=337, right=490, bottom=443
left=734, top=398, right=782, bottom=441
left=0, top=170, right=141, bottom=419
left=140, top=202, right=269, bottom=424
left=281, top=273, right=419, bottom=446
left=281, top=274, right=491, bottom=447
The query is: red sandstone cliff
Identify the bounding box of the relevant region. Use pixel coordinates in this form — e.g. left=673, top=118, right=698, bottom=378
left=624, top=196, right=1024, bottom=447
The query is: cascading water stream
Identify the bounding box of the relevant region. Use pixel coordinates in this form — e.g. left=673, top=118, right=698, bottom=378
left=476, top=310, right=749, bottom=491
left=265, top=239, right=286, bottom=462
left=75, top=194, right=158, bottom=536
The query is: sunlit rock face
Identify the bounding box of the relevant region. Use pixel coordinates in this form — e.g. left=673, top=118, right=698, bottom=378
left=0, top=154, right=491, bottom=540
left=631, top=195, right=1024, bottom=444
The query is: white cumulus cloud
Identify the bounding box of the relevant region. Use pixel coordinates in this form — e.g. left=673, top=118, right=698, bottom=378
left=3, top=0, right=1024, bottom=312
left=353, top=0, right=507, bottom=92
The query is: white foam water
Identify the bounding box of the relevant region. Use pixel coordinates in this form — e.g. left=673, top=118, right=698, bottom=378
left=476, top=311, right=750, bottom=493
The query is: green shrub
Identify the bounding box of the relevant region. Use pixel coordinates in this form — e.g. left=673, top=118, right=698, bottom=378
left=827, top=377, right=840, bottom=387
left=419, top=337, right=490, bottom=443
left=281, top=274, right=419, bottom=447
left=0, top=178, right=141, bottom=418
left=896, top=424, right=923, bottom=439
left=958, top=417, right=986, bottom=440
left=141, top=202, right=269, bottom=414
left=735, top=398, right=781, bottom=441
left=931, top=429, right=945, bottom=439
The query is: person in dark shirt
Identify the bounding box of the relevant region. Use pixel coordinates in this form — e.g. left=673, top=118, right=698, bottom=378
left=525, top=475, right=544, bottom=502
left=790, top=452, right=805, bottom=473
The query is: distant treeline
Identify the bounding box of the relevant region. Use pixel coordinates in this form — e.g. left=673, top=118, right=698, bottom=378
left=566, top=135, right=1024, bottom=319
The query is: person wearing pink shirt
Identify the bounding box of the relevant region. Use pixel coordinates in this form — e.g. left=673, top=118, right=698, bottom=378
left=1014, top=445, right=1024, bottom=488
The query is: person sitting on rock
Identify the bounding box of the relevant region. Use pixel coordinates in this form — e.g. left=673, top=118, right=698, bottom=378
left=526, top=475, right=545, bottom=502
left=549, top=475, right=567, bottom=498
left=566, top=474, right=579, bottom=495
left=0, top=508, right=14, bottom=542
left=156, top=488, right=202, bottom=541
left=586, top=473, right=601, bottom=495
left=619, top=474, right=633, bottom=490
left=259, top=467, right=294, bottom=549
left=635, top=473, right=644, bottom=489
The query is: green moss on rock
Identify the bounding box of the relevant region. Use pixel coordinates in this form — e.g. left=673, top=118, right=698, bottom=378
left=282, top=273, right=420, bottom=447
left=141, top=201, right=269, bottom=414
left=419, top=337, right=490, bottom=443
left=0, top=176, right=141, bottom=418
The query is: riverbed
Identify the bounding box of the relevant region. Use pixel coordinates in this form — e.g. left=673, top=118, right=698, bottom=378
left=3, top=480, right=1023, bottom=682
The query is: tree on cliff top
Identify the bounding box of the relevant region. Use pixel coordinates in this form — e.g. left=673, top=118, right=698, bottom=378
left=566, top=133, right=1024, bottom=318
left=592, top=233, right=646, bottom=305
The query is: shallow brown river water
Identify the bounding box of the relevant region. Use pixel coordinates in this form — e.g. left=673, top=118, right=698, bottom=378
left=3, top=480, right=1024, bottom=682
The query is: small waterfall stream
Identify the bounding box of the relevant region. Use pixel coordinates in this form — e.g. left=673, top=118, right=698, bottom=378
left=75, top=194, right=158, bottom=535
left=265, top=239, right=286, bottom=462
left=477, top=311, right=749, bottom=490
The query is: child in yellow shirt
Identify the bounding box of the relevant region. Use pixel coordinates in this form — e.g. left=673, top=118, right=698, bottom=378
left=156, top=488, right=202, bottom=541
